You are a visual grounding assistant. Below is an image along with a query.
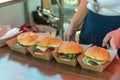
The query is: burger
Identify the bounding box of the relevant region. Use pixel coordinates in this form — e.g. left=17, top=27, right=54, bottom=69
left=15, top=32, right=39, bottom=47
left=83, top=46, right=110, bottom=66
left=58, top=41, right=83, bottom=60
left=35, top=36, right=62, bottom=55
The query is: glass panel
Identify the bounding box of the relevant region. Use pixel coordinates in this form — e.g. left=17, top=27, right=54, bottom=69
left=51, top=0, right=79, bottom=37
left=63, top=0, right=79, bottom=31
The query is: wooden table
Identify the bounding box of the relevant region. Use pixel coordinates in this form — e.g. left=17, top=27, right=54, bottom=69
left=0, top=46, right=120, bottom=80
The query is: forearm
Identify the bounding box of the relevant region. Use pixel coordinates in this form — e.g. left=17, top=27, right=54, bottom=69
left=69, top=0, right=88, bottom=30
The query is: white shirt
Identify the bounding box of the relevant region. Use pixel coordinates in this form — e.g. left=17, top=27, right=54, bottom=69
left=87, top=0, right=120, bottom=16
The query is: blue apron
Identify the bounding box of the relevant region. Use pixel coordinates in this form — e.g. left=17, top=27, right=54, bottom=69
left=79, top=10, right=120, bottom=56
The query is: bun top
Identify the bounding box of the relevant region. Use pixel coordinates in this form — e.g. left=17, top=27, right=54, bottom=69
left=58, top=41, right=83, bottom=54
left=17, top=32, right=39, bottom=46
left=84, top=46, right=110, bottom=61
left=35, top=36, right=62, bottom=47
left=48, top=37, right=62, bottom=47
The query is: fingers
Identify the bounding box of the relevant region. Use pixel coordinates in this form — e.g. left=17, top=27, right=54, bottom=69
left=64, top=32, right=69, bottom=41
left=64, top=31, right=76, bottom=42
left=110, top=29, right=120, bottom=49
left=70, top=34, right=76, bottom=41
left=102, top=32, right=112, bottom=47
left=105, top=43, right=111, bottom=49
left=110, top=33, right=120, bottom=49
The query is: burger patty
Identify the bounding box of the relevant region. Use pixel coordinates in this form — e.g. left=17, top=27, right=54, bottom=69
left=35, top=47, right=55, bottom=54
left=84, top=56, right=106, bottom=66
left=88, top=60, right=98, bottom=65
left=58, top=53, right=79, bottom=60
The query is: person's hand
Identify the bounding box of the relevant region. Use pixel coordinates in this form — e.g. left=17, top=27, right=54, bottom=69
left=64, top=26, right=76, bottom=41
left=102, top=28, right=120, bottom=49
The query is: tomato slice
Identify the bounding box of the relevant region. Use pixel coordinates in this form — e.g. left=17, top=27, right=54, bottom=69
left=37, top=49, right=54, bottom=54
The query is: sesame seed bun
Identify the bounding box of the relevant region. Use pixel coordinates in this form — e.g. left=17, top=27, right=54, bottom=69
left=84, top=46, right=110, bottom=61
left=48, top=37, right=62, bottom=47
left=17, top=32, right=39, bottom=46
left=58, top=41, right=83, bottom=54
left=35, top=36, right=62, bottom=47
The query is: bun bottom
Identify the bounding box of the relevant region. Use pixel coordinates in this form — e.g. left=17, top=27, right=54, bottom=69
left=82, top=57, right=93, bottom=66
left=59, top=58, right=73, bottom=61
left=34, top=49, right=55, bottom=55
left=82, top=57, right=109, bottom=66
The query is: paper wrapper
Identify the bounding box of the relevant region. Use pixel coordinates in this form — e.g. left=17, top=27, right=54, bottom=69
left=36, top=25, right=57, bottom=37
left=77, top=45, right=117, bottom=72
left=52, top=44, right=92, bottom=67
left=6, top=37, right=29, bottom=54
left=28, top=46, right=54, bottom=61
left=0, top=25, right=19, bottom=47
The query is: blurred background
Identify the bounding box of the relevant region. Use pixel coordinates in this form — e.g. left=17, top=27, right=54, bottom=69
left=0, top=0, right=80, bottom=39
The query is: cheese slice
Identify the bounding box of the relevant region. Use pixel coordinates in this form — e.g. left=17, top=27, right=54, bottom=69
left=36, top=46, right=48, bottom=51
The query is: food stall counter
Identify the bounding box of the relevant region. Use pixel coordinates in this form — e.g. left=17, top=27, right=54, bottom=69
left=0, top=46, right=120, bottom=80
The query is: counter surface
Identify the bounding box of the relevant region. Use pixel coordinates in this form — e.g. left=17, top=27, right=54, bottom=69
left=0, top=46, right=120, bottom=80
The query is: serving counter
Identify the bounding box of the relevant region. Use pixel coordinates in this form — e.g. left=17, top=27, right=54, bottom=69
left=0, top=46, right=120, bottom=80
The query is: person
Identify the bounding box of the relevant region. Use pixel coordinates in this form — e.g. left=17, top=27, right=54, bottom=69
left=64, top=0, right=120, bottom=57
